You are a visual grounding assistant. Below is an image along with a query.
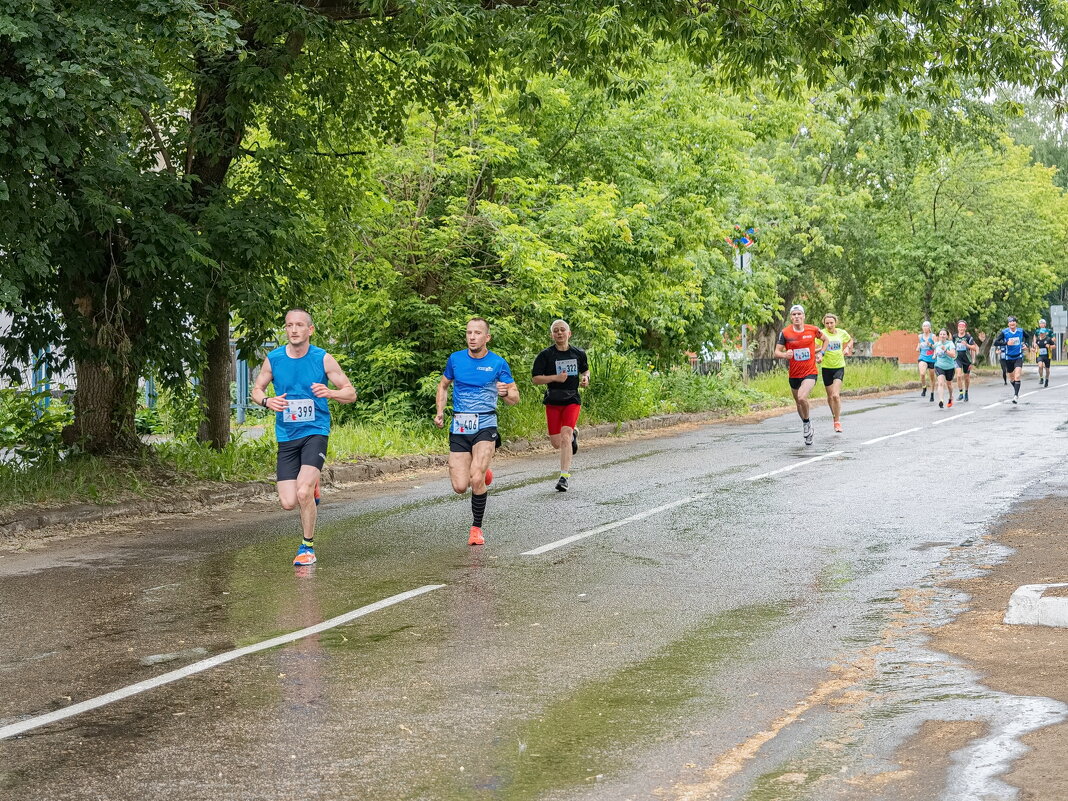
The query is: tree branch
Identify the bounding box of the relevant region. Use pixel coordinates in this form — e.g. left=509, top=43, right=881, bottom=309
left=138, top=108, right=175, bottom=174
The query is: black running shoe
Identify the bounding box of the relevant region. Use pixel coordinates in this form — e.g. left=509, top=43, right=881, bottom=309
left=921, top=387, right=927, bottom=397
left=571, top=429, right=578, bottom=455
left=938, top=401, right=944, bottom=408
left=555, top=475, right=569, bottom=492
left=929, top=393, right=934, bottom=402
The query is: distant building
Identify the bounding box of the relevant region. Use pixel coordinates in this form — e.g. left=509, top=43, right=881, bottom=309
left=0, top=311, right=76, bottom=390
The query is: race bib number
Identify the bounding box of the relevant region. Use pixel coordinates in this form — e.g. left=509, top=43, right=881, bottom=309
left=827, top=341, right=842, bottom=351
left=1008, top=336, right=1020, bottom=347
left=793, top=348, right=811, bottom=361
left=1040, top=348, right=1048, bottom=356
left=555, top=359, right=579, bottom=376
left=955, top=341, right=967, bottom=351
left=285, top=398, right=315, bottom=423
left=451, top=413, right=479, bottom=434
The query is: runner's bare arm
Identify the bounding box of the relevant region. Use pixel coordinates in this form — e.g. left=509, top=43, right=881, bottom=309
left=579, top=370, right=590, bottom=388
left=251, top=358, right=286, bottom=411
left=532, top=372, right=568, bottom=385
left=434, top=376, right=453, bottom=428
left=773, top=343, right=792, bottom=359
left=312, top=354, right=357, bottom=404
left=497, top=381, right=520, bottom=405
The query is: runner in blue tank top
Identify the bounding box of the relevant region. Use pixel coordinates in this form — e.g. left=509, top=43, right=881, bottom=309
left=916, top=321, right=936, bottom=402
left=252, top=309, right=357, bottom=566
left=434, top=317, right=519, bottom=546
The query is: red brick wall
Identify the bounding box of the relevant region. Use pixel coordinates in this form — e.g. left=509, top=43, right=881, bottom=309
left=872, top=330, right=919, bottom=364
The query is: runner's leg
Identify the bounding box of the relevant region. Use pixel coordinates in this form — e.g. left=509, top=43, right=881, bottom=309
left=827, top=379, right=843, bottom=422
left=294, top=465, right=320, bottom=542
left=448, top=452, right=473, bottom=494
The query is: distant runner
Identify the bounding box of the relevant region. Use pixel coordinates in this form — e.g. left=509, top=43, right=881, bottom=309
left=435, top=318, right=519, bottom=546
left=993, top=316, right=1030, bottom=404
left=531, top=320, right=590, bottom=492
left=996, top=343, right=1008, bottom=385
left=917, top=321, right=936, bottom=402
left=252, top=309, right=357, bottom=567
left=774, top=304, right=823, bottom=446
left=953, top=321, right=979, bottom=402
left=932, top=328, right=957, bottom=409
left=1035, top=329, right=1055, bottom=388
left=819, top=313, right=852, bottom=433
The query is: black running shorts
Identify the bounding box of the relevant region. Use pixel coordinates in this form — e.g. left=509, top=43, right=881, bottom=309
left=276, top=434, right=329, bottom=481
left=788, top=374, right=818, bottom=391
left=955, top=360, right=972, bottom=374
left=934, top=366, right=956, bottom=381
left=1004, top=357, right=1023, bottom=372
left=1038, top=357, right=1051, bottom=367
left=449, top=427, right=499, bottom=453
left=821, top=367, right=845, bottom=386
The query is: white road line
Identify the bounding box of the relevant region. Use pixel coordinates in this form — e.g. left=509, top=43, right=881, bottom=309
left=0, top=584, right=446, bottom=741
left=746, top=451, right=844, bottom=482
left=1020, top=391, right=1039, bottom=398
left=861, top=428, right=921, bottom=446
left=521, top=494, right=709, bottom=556
left=932, top=411, right=975, bottom=426
left=983, top=401, right=1003, bottom=409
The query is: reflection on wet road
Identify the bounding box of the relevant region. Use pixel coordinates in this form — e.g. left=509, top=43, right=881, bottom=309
left=2, top=373, right=1068, bottom=800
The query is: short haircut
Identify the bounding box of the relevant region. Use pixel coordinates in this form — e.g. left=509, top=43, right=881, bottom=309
left=467, top=317, right=490, bottom=334
left=286, top=308, right=313, bottom=326
left=550, top=319, right=571, bottom=333
left=823, top=313, right=838, bottom=322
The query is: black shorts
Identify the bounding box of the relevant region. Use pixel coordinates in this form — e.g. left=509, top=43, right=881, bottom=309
left=449, top=427, right=501, bottom=453
left=788, top=374, right=818, bottom=390
left=1004, top=357, right=1023, bottom=372
left=821, top=367, right=844, bottom=386
left=1038, top=357, right=1051, bottom=367
left=955, top=360, right=972, bottom=374
left=276, top=434, right=329, bottom=481
left=934, top=366, right=956, bottom=381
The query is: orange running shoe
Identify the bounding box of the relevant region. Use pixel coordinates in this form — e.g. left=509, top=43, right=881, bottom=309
left=833, top=421, right=842, bottom=433
left=468, top=526, right=485, bottom=546
left=314, top=478, right=321, bottom=506
left=947, top=398, right=954, bottom=408
left=484, top=469, right=493, bottom=487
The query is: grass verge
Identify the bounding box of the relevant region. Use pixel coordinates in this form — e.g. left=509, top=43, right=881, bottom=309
left=0, top=359, right=910, bottom=511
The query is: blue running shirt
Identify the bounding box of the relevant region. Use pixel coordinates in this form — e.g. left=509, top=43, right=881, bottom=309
left=443, top=350, right=514, bottom=432
left=267, top=344, right=331, bottom=442
left=1000, top=328, right=1026, bottom=359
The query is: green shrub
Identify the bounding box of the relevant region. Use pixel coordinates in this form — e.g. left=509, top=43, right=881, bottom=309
left=0, top=388, right=73, bottom=465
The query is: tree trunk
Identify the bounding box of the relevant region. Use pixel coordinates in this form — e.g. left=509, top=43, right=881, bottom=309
left=64, top=356, right=141, bottom=454
left=198, top=296, right=232, bottom=449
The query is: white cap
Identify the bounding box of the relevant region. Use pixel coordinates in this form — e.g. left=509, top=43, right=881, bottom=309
left=789, top=304, right=805, bottom=314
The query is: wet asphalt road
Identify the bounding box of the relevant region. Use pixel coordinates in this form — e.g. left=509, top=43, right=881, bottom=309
left=2, top=370, right=1068, bottom=801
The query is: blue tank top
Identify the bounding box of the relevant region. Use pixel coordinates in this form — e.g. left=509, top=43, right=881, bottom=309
left=918, top=333, right=936, bottom=362
left=267, top=344, right=331, bottom=441
left=1001, top=328, right=1026, bottom=359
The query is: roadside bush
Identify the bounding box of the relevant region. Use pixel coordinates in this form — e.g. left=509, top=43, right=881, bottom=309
left=0, top=388, right=73, bottom=465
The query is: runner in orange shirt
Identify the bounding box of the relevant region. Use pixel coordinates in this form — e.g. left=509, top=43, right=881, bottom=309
left=773, top=304, right=824, bottom=446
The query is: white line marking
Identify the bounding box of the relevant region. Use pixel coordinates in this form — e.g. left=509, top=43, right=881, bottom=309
left=746, top=451, right=844, bottom=482
left=983, top=401, right=1003, bottom=409
left=932, top=411, right=975, bottom=426
left=1020, top=391, right=1039, bottom=398
left=0, top=584, right=446, bottom=741
left=521, top=495, right=708, bottom=556
left=861, top=428, right=921, bottom=446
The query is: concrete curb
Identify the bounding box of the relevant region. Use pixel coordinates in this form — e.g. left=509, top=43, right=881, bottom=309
left=0, top=380, right=919, bottom=538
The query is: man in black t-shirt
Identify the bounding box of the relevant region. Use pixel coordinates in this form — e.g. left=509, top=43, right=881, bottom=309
left=953, top=321, right=979, bottom=401
left=1035, top=331, right=1055, bottom=388
left=531, top=319, right=590, bottom=492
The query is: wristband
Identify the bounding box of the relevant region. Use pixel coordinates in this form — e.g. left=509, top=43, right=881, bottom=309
left=261, top=397, right=268, bottom=408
